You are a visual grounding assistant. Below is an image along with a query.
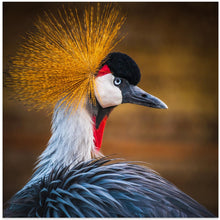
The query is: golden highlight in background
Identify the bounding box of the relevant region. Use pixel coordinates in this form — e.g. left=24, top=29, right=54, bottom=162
left=7, top=4, right=125, bottom=112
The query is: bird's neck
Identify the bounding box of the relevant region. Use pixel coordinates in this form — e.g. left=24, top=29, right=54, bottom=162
left=29, top=102, right=112, bottom=185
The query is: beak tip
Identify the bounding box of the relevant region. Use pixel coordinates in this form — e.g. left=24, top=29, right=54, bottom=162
left=163, top=103, right=168, bottom=109
left=160, top=102, right=168, bottom=109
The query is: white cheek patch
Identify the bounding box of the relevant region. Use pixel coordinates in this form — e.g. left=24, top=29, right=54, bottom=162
left=95, top=74, right=122, bottom=108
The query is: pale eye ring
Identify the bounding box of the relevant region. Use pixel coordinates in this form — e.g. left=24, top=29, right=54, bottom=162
left=114, top=77, right=122, bottom=86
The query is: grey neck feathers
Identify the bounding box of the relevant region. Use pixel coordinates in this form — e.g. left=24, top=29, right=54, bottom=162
left=27, top=102, right=100, bottom=186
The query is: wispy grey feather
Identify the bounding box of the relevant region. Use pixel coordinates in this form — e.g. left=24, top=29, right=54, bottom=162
left=4, top=157, right=214, bottom=217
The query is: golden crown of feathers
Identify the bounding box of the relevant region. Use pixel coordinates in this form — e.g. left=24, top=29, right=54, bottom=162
left=7, top=4, right=125, bottom=112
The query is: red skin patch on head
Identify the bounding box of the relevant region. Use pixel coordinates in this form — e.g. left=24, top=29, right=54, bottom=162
left=92, top=115, right=108, bottom=151
left=97, top=64, right=111, bottom=77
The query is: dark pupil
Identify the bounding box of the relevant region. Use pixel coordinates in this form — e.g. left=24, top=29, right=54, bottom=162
left=115, top=78, right=121, bottom=85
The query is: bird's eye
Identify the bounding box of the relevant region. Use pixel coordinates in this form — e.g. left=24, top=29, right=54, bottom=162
left=114, top=77, right=122, bottom=86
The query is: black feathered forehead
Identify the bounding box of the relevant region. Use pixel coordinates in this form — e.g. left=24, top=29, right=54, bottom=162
left=103, top=52, right=141, bottom=85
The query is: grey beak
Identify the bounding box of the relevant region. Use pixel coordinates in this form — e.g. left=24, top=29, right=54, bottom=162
left=122, top=85, right=168, bottom=109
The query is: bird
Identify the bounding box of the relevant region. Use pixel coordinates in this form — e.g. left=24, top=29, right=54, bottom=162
left=4, top=4, right=214, bottom=217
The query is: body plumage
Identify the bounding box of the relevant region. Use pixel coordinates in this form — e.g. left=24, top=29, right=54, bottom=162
left=5, top=158, right=213, bottom=217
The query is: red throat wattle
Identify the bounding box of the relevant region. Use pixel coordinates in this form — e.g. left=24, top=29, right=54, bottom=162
left=92, top=116, right=108, bottom=151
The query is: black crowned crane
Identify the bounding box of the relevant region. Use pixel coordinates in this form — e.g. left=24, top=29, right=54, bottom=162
left=4, top=5, right=214, bottom=217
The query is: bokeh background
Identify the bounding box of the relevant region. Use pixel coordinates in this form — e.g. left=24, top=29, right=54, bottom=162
left=3, top=2, right=218, bottom=215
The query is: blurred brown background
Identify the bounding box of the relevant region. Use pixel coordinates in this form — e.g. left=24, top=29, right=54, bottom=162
left=3, top=2, right=218, bottom=215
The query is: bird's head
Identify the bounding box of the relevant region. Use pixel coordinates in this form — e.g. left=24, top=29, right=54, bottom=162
left=94, top=52, right=167, bottom=110
left=92, top=52, right=167, bottom=151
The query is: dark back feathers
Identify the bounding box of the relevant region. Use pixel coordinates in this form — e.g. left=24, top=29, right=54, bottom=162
left=4, top=157, right=214, bottom=217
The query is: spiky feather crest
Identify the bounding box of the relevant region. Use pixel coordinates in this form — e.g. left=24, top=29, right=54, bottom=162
left=8, top=4, right=125, bottom=112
